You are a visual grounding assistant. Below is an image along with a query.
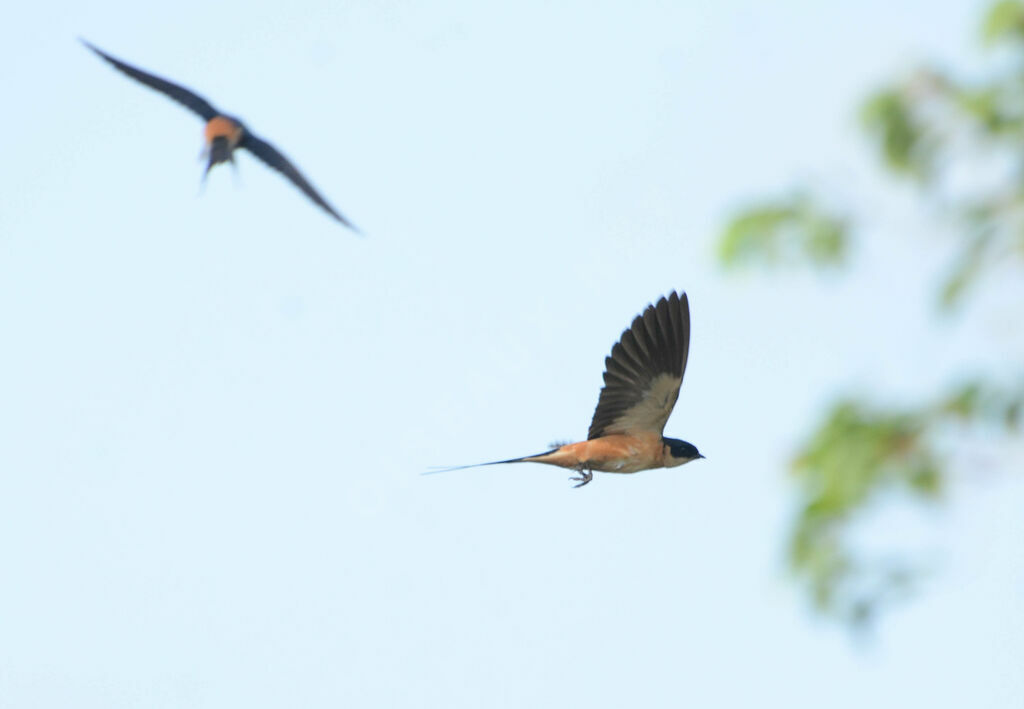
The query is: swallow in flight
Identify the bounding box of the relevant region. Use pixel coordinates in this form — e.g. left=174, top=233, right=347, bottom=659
left=82, top=40, right=357, bottom=230
left=436, top=291, right=703, bottom=487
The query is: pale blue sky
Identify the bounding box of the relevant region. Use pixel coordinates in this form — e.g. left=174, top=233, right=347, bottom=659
left=1, top=1, right=1022, bottom=707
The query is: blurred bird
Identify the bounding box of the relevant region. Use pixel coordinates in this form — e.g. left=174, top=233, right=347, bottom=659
left=81, top=40, right=358, bottom=230
left=432, top=291, right=703, bottom=487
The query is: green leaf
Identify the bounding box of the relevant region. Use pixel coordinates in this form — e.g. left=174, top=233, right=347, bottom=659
left=718, top=195, right=849, bottom=269
left=956, top=87, right=1009, bottom=132
left=861, top=89, right=929, bottom=179
left=940, top=229, right=993, bottom=309
left=941, top=381, right=983, bottom=418
left=982, top=0, right=1024, bottom=45
left=907, top=461, right=943, bottom=498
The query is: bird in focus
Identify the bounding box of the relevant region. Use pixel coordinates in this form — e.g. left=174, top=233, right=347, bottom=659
left=433, top=291, right=703, bottom=487
left=81, top=39, right=358, bottom=230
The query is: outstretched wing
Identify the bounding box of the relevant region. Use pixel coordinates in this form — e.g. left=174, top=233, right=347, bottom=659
left=588, top=292, right=690, bottom=440
left=82, top=40, right=220, bottom=122
left=241, top=132, right=359, bottom=231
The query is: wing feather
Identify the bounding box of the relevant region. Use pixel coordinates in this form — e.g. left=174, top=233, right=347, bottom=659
left=587, top=292, right=691, bottom=440
left=82, top=40, right=219, bottom=121
left=241, top=132, right=359, bottom=231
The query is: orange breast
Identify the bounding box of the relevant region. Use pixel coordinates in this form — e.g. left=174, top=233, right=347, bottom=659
left=204, top=116, right=243, bottom=147
left=533, top=434, right=665, bottom=474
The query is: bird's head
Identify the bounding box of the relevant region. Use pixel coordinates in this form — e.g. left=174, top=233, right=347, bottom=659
left=662, top=437, right=704, bottom=467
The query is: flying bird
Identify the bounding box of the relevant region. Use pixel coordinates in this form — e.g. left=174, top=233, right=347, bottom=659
left=81, top=39, right=358, bottom=230
left=433, top=291, right=703, bottom=487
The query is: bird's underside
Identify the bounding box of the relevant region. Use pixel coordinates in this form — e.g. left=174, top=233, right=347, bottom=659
left=522, top=434, right=666, bottom=486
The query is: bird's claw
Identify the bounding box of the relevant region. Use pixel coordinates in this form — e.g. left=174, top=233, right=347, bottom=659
left=570, top=469, right=593, bottom=488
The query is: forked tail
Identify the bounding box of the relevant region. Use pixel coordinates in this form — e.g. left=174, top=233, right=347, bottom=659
left=201, top=137, right=234, bottom=184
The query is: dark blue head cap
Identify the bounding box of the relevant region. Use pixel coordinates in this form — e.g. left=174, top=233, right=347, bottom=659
left=664, top=437, right=704, bottom=461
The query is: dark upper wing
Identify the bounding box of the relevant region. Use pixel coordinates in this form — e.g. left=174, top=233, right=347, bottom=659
left=587, top=292, right=691, bottom=440
left=241, top=132, right=359, bottom=231
left=82, top=40, right=219, bottom=121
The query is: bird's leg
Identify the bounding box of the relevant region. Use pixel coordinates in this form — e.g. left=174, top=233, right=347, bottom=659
left=570, top=466, right=593, bottom=488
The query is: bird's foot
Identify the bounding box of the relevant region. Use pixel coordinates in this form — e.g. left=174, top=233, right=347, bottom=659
left=570, top=468, right=593, bottom=488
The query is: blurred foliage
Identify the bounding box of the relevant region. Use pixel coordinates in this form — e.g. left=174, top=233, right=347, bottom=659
left=718, top=2, right=1024, bottom=628
left=718, top=194, right=848, bottom=268
left=791, top=380, right=1024, bottom=629
left=982, top=0, right=1024, bottom=44
left=861, top=87, right=935, bottom=179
